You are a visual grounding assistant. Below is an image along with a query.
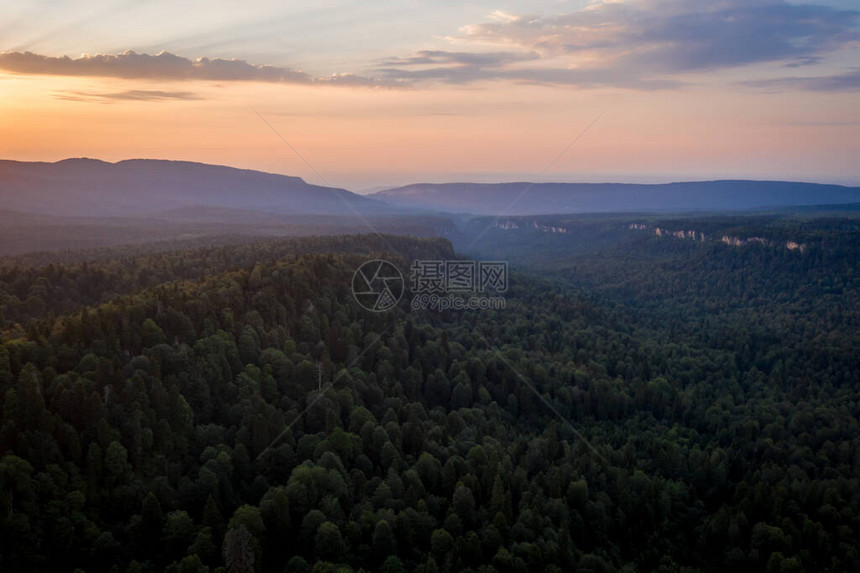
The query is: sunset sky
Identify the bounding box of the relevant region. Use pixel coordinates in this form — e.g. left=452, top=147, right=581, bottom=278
left=1, top=0, right=858, bottom=190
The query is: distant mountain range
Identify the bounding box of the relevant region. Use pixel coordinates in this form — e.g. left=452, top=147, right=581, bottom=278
left=0, top=158, right=398, bottom=217
left=1, top=159, right=858, bottom=220
left=371, top=181, right=860, bottom=215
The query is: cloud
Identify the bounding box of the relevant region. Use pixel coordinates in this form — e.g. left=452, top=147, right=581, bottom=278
left=0, top=50, right=396, bottom=87
left=53, top=89, right=202, bottom=103
left=377, top=50, right=681, bottom=89
left=461, top=0, right=858, bottom=70
left=742, top=68, right=860, bottom=91
left=381, top=50, right=540, bottom=68
left=3, top=1, right=857, bottom=92
left=377, top=0, right=859, bottom=89
left=785, top=56, right=824, bottom=68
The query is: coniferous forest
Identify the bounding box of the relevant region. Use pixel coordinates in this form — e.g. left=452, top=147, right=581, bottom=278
left=1, top=218, right=859, bottom=572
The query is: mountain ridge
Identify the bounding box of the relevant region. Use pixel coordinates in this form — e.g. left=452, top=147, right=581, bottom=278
left=3, top=158, right=859, bottom=219
left=372, top=180, right=860, bottom=215
left=0, top=157, right=390, bottom=217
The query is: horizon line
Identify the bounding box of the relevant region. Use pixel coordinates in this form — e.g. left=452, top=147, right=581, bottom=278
left=2, top=156, right=859, bottom=191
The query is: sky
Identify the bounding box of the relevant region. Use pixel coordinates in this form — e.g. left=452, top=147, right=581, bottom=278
left=1, top=0, right=858, bottom=190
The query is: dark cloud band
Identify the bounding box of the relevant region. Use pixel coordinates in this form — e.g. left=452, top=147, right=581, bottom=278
left=0, top=50, right=394, bottom=87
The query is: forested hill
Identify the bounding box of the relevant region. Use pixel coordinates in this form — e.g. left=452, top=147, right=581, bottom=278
left=0, top=235, right=454, bottom=332
left=1, top=232, right=859, bottom=572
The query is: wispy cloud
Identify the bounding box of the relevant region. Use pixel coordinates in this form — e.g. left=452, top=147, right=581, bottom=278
left=377, top=50, right=681, bottom=89
left=381, top=50, right=540, bottom=69
left=3, top=1, right=858, bottom=92
left=53, top=89, right=202, bottom=103
left=376, top=0, right=859, bottom=89
left=743, top=68, right=860, bottom=92
left=460, top=0, right=858, bottom=70
left=0, top=50, right=397, bottom=87
left=785, top=57, right=825, bottom=69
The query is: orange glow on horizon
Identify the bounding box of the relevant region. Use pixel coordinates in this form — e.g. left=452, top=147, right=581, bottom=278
left=1, top=73, right=858, bottom=188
